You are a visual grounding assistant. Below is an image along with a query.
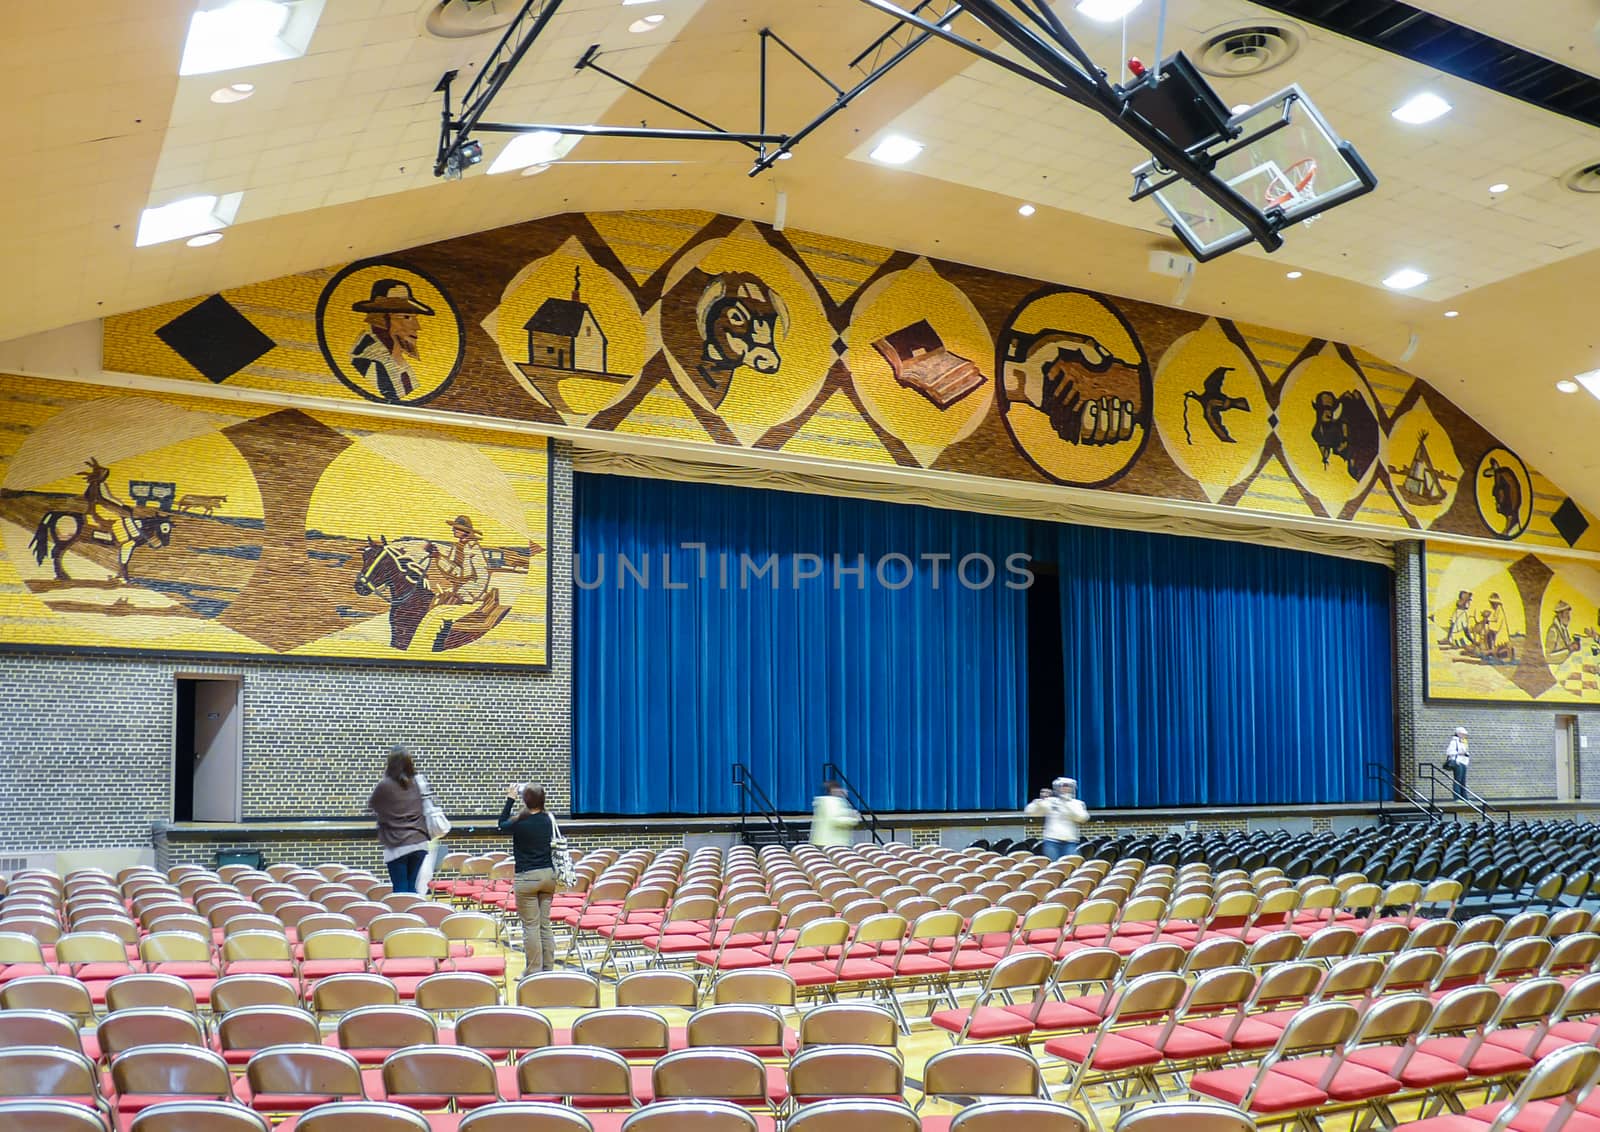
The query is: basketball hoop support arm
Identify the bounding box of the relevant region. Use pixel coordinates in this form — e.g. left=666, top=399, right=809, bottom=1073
left=852, top=0, right=1283, bottom=253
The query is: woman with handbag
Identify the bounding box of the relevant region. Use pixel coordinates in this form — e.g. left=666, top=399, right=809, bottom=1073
left=368, top=747, right=430, bottom=894
left=499, top=783, right=558, bottom=972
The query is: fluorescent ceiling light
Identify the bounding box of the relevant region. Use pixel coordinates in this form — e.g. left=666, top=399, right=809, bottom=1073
left=136, top=193, right=243, bottom=247
left=1382, top=268, right=1429, bottom=291
left=628, top=14, right=664, bottom=31
left=1488, top=182, right=1508, bottom=194
left=1556, top=380, right=1580, bottom=394
left=1285, top=271, right=1302, bottom=279
left=1392, top=92, right=1451, bottom=125
left=488, top=130, right=577, bottom=174
left=210, top=82, right=256, bottom=104
left=180, top=0, right=325, bottom=76
left=186, top=232, right=224, bottom=247
left=1576, top=370, right=1600, bottom=401
left=1076, top=0, right=1142, bottom=20
left=869, top=135, right=923, bottom=165
left=1018, top=204, right=1036, bottom=216
left=1443, top=310, right=1459, bottom=318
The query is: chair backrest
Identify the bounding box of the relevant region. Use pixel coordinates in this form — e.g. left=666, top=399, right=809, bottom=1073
left=382, top=1046, right=501, bottom=1103
left=620, top=1100, right=760, bottom=1132
left=0, top=1099, right=120, bottom=1132
left=458, top=1102, right=595, bottom=1132
left=455, top=1007, right=553, bottom=1057
left=0, top=1010, right=85, bottom=1055
left=617, top=970, right=699, bottom=1011
left=516, top=1047, right=635, bottom=1104
left=798, top=1003, right=900, bottom=1049
left=710, top=969, right=797, bottom=1007
left=312, top=974, right=401, bottom=1016
left=785, top=1099, right=920, bottom=1132
left=110, top=1046, right=234, bottom=1100
left=0, top=1047, right=101, bottom=1104
left=950, top=1102, right=1091, bottom=1132
left=1114, top=1101, right=1253, bottom=1132
left=652, top=1048, right=769, bottom=1104
left=217, top=1005, right=321, bottom=1054
left=684, top=1005, right=789, bottom=1054
left=244, top=1045, right=366, bottom=1102
left=97, top=1007, right=207, bottom=1056
left=293, top=1102, right=433, bottom=1132
left=106, top=974, right=200, bottom=1015
left=1485, top=1042, right=1600, bottom=1132
left=338, top=1005, right=438, bottom=1052
left=787, top=1046, right=904, bottom=1102
left=572, top=1008, right=672, bottom=1057
left=0, top=976, right=94, bottom=1019
left=517, top=971, right=602, bottom=1009
left=416, top=972, right=501, bottom=1013
left=922, top=1046, right=1043, bottom=1101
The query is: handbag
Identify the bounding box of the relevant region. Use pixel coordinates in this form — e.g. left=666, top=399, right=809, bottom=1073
left=549, top=813, right=577, bottom=890
left=420, top=780, right=451, bottom=840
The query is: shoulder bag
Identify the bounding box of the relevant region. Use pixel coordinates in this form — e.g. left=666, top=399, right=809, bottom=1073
left=549, top=813, right=577, bottom=889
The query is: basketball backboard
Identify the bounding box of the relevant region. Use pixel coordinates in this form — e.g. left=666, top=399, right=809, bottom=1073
left=1132, top=85, right=1376, bottom=261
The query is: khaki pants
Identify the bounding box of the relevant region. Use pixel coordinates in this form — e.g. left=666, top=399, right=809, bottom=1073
left=514, top=867, right=558, bottom=973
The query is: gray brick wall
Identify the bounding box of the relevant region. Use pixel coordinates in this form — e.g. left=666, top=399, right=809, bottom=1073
left=0, top=442, right=573, bottom=855
left=1395, top=540, right=1600, bottom=803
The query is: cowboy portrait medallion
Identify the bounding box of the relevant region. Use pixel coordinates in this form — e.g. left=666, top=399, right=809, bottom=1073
left=316, top=260, right=465, bottom=406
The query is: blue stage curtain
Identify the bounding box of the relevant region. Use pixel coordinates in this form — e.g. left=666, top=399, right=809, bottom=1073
left=1044, top=524, right=1393, bottom=808
left=573, top=474, right=1031, bottom=815
left=574, top=474, right=1394, bottom=816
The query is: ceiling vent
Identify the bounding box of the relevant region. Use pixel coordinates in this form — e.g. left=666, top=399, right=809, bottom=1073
left=1194, top=21, right=1304, bottom=78
left=422, top=0, right=519, bottom=39
left=1559, top=161, right=1600, bottom=195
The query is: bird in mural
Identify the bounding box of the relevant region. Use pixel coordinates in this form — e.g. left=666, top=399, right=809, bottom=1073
left=1182, top=366, right=1251, bottom=444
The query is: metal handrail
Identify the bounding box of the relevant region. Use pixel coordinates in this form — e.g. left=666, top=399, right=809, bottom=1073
left=1366, top=761, right=1444, bottom=820
left=1418, top=763, right=1512, bottom=824
left=731, top=764, right=791, bottom=844
left=821, top=761, right=883, bottom=845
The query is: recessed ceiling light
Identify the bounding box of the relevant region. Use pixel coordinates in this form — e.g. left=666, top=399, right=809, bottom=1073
left=1285, top=271, right=1302, bottom=279
left=1018, top=204, right=1036, bottom=216
left=1382, top=268, right=1429, bottom=291
left=1557, top=380, right=1580, bottom=394
left=777, top=151, right=793, bottom=160
left=489, top=130, right=574, bottom=174
left=1488, top=182, right=1509, bottom=194
left=186, top=232, right=224, bottom=247
left=1576, top=370, right=1600, bottom=401
left=628, top=13, right=665, bottom=31
left=1075, top=0, right=1142, bottom=21
left=622, top=0, right=659, bottom=4
left=180, top=0, right=322, bottom=76
left=1230, top=103, right=1251, bottom=115
left=520, top=163, right=551, bottom=177
left=869, top=135, right=923, bottom=165
left=1443, top=310, right=1459, bottom=318
left=136, top=192, right=243, bottom=247
left=1392, top=92, right=1451, bottom=125
left=209, top=82, right=256, bottom=104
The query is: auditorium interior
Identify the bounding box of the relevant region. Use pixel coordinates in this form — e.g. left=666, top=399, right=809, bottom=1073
left=2, top=0, right=1600, bottom=1129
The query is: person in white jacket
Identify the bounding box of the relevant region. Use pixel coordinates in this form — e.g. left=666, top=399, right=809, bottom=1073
left=1025, top=777, right=1090, bottom=861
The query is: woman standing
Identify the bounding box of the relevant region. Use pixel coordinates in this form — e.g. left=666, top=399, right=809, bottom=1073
left=499, top=783, right=557, bottom=972
left=368, top=747, right=430, bottom=893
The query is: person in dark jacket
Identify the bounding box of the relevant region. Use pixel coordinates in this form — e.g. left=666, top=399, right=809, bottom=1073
left=499, top=783, right=557, bottom=972
left=368, top=748, right=429, bottom=893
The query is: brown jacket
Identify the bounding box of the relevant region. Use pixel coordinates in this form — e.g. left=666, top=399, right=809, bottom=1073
left=368, top=775, right=428, bottom=850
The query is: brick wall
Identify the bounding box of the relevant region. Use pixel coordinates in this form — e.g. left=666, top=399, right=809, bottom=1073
left=1395, top=540, right=1600, bottom=803
left=0, top=443, right=573, bottom=855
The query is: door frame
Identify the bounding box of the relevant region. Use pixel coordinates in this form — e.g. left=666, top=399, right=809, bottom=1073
left=171, top=673, right=244, bottom=823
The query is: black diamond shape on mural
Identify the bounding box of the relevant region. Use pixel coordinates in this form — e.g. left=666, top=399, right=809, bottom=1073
left=1267, top=412, right=1280, bottom=430
left=832, top=336, right=848, bottom=357
left=155, top=294, right=275, bottom=383
left=1551, top=498, right=1590, bottom=547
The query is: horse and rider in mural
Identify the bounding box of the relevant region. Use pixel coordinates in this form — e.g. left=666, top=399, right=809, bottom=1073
left=28, top=458, right=174, bottom=582
left=354, top=513, right=511, bottom=652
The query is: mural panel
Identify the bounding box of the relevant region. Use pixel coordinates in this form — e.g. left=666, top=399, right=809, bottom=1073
left=100, top=209, right=1599, bottom=555
left=1423, top=546, right=1600, bottom=703
left=0, top=378, right=549, bottom=668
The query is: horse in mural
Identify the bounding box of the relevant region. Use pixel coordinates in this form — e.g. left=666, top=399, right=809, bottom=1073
left=29, top=509, right=173, bottom=582
left=354, top=536, right=435, bottom=650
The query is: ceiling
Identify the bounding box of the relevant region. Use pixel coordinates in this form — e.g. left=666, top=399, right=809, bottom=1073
left=1, top=0, right=1597, bottom=513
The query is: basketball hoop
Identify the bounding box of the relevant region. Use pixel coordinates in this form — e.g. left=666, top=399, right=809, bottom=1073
left=1264, top=157, right=1317, bottom=209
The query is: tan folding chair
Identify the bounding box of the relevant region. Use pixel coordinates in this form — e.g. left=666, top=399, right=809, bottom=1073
left=786, top=1098, right=920, bottom=1132
left=1113, top=1102, right=1252, bottom=1132
left=651, top=1048, right=777, bottom=1113
left=337, top=1004, right=439, bottom=1065
left=455, top=1006, right=554, bottom=1063
left=0, top=975, right=95, bottom=1021
left=109, top=1045, right=236, bottom=1114
left=919, top=1045, right=1048, bottom=1112
left=383, top=1046, right=503, bottom=1110
left=710, top=969, right=799, bottom=1008
left=293, top=1102, right=432, bottom=1132
left=621, top=1099, right=760, bottom=1132
left=517, top=970, right=601, bottom=1011
left=951, top=1101, right=1091, bottom=1132
left=97, top=1007, right=207, bottom=1059
left=105, top=974, right=200, bottom=1016
left=0, top=1099, right=119, bottom=1132
left=312, top=973, right=401, bottom=1022
left=787, top=1046, right=905, bottom=1109
left=514, top=1047, right=636, bottom=1107
left=211, top=974, right=300, bottom=1013
left=243, top=1045, right=368, bottom=1119
left=572, top=1008, right=673, bottom=1059
left=416, top=971, right=501, bottom=1015
left=798, top=1003, right=900, bottom=1051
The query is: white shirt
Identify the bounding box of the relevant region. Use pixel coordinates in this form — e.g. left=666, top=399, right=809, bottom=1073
left=1026, top=794, right=1091, bottom=841
left=1445, top=737, right=1470, bottom=766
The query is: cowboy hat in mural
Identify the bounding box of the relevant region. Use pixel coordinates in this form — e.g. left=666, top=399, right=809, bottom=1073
left=315, top=261, right=464, bottom=407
